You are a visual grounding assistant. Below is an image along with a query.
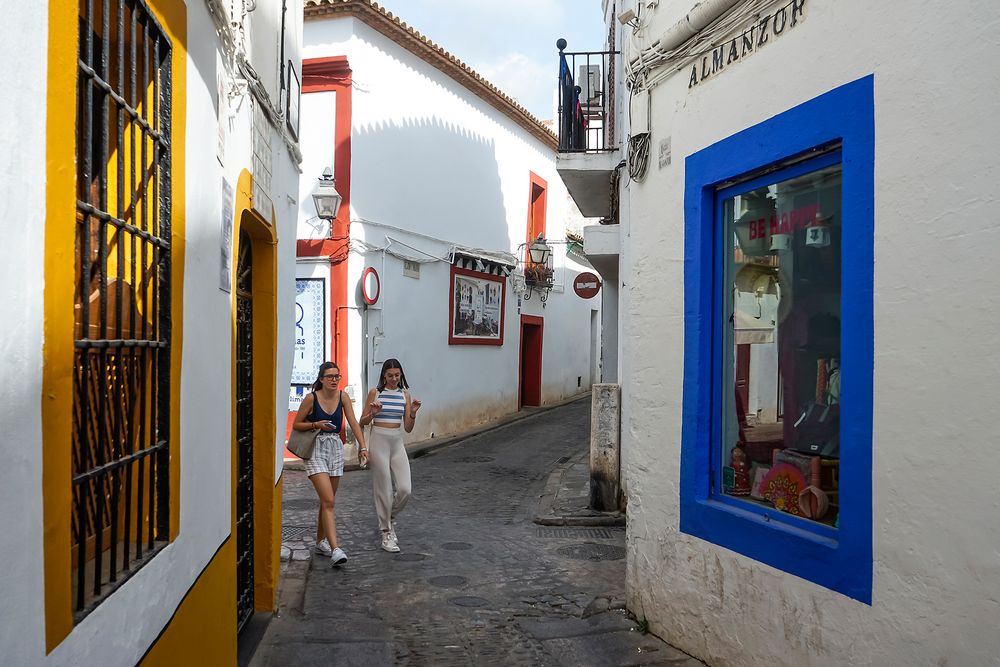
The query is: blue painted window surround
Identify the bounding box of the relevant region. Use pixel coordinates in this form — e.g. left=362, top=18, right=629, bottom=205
left=681, top=76, right=874, bottom=603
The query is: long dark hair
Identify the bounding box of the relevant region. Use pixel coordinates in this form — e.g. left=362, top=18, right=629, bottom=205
left=312, top=361, right=340, bottom=391
left=376, top=358, right=409, bottom=392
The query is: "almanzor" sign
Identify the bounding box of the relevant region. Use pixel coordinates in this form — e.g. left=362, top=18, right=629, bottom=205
left=689, top=0, right=806, bottom=89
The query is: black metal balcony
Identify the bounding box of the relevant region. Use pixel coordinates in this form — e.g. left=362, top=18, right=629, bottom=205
left=557, top=40, right=619, bottom=153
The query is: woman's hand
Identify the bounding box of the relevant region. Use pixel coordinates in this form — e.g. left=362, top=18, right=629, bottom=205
left=358, top=447, right=369, bottom=468
left=369, top=399, right=383, bottom=414
left=316, top=420, right=335, bottom=432
left=410, top=399, right=421, bottom=415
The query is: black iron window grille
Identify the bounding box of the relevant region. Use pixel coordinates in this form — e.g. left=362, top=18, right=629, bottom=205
left=235, top=232, right=255, bottom=632
left=556, top=41, right=619, bottom=153
left=73, top=0, right=172, bottom=620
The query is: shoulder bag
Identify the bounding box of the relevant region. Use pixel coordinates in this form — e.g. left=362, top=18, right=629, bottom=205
left=287, top=392, right=320, bottom=459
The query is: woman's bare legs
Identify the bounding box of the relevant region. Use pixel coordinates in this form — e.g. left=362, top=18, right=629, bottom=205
left=310, top=474, right=341, bottom=548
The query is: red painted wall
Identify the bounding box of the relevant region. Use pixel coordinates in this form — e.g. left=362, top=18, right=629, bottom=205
left=286, top=57, right=353, bottom=456
left=299, top=55, right=353, bottom=385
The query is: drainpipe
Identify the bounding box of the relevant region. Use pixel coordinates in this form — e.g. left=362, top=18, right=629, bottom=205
left=628, top=0, right=741, bottom=70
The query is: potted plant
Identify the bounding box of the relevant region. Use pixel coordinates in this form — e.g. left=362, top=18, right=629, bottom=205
left=524, top=262, right=553, bottom=287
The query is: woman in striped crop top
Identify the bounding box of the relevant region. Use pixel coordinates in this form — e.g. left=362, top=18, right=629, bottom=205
left=360, top=358, right=422, bottom=552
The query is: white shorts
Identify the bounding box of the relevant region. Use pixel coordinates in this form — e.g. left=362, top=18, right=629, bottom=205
left=305, top=433, right=344, bottom=477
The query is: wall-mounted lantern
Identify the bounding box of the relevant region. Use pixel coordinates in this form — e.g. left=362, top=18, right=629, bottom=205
left=312, top=167, right=343, bottom=221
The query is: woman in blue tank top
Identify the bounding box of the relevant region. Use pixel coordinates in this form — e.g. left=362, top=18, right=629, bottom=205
left=360, top=358, right=422, bottom=552
left=292, top=361, right=366, bottom=566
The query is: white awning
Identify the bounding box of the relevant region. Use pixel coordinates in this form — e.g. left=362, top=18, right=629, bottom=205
left=451, top=246, right=516, bottom=275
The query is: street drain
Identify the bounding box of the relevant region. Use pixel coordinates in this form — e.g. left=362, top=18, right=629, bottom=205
left=395, top=553, right=429, bottom=562
left=281, top=525, right=311, bottom=541
left=556, top=543, right=627, bottom=561
left=449, top=596, right=490, bottom=607
left=537, top=527, right=616, bottom=539
left=441, top=542, right=473, bottom=551
left=429, top=575, right=468, bottom=587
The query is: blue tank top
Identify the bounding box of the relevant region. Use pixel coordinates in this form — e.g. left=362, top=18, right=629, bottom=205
left=311, top=391, right=343, bottom=433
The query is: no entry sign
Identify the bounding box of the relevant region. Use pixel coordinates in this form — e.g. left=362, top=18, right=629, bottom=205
left=573, top=272, right=601, bottom=299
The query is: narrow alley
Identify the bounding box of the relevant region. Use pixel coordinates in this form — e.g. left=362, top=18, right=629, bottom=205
left=249, top=398, right=699, bottom=666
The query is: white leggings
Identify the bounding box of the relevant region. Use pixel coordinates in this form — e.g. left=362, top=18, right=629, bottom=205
left=369, top=426, right=411, bottom=531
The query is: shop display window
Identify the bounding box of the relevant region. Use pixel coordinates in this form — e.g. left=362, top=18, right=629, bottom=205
left=679, top=76, right=873, bottom=602
left=718, top=159, right=842, bottom=529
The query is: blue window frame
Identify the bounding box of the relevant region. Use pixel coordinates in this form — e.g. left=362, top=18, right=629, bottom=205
left=681, top=76, right=874, bottom=603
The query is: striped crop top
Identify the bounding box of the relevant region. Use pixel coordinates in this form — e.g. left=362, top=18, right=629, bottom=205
left=373, top=388, right=406, bottom=424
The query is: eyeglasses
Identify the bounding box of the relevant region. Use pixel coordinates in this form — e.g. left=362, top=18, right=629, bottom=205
left=322, top=374, right=341, bottom=380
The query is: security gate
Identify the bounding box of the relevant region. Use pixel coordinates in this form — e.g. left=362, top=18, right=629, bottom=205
left=235, top=232, right=255, bottom=632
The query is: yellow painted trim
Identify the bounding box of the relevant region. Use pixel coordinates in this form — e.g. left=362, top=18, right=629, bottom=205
left=139, top=538, right=237, bottom=666
left=163, top=0, right=188, bottom=543
left=42, top=0, right=81, bottom=649
left=43, top=0, right=186, bottom=650
left=231, top=169, right=281, bottom=614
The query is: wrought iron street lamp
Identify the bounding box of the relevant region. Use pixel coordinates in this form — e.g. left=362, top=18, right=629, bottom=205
left=528, top=235, right=553, bottom=265
left=512, top=235, right=556, bottom=304
left=312, top=167, right=343, bottom=221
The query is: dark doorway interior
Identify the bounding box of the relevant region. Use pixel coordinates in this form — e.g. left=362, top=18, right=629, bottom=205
left=519, top=316, right=544, bottom=408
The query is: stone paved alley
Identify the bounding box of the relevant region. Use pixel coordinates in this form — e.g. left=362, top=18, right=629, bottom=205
left=249, top=398, right=702, bottom=666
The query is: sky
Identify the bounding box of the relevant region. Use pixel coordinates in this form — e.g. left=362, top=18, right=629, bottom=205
left=372, top=0, right=606, bottom=121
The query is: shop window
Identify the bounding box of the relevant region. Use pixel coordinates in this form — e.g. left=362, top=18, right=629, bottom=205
left=718, top=156, right=842, bottom=528
left=680, top=77, right=873, bottom=602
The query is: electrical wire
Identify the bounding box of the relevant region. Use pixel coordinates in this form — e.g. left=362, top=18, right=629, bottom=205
left=625, top=0, right=785, bottom=94
left=203, top=0, right=303, bottom=166
left=607, top=159, right=627, bottom=224
left=627, top=133, right=650, bottom=182
left=350, top=218, right=518, bottom=268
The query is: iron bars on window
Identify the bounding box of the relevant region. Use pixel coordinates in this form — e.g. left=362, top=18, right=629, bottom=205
left=73, top=0, right=172, bottom=621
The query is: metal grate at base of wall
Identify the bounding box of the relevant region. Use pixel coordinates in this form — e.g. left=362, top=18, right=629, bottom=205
left=281, top=525, right=312, bottom=541
left=536, top=527, right=616, bottom=539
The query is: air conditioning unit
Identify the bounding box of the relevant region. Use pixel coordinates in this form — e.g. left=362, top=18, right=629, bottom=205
left=578, top=64, right=602, bottom=105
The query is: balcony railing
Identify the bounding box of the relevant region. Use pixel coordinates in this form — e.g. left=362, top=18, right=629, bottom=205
left=557, top=40, right=619, bottom=153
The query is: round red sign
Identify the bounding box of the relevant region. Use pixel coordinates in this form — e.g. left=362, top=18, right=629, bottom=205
left=573, top=272, right=601, bottom=299
left=361, top=266, right=380, bottom=305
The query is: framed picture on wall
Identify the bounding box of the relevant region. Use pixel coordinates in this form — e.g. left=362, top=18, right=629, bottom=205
left=448, top=265, right=505, bottom=346
left=286, top=60, right=300, bottom=141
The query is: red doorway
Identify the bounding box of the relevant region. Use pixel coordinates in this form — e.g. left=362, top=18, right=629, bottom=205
left=519, top=315, right=544, bottom=408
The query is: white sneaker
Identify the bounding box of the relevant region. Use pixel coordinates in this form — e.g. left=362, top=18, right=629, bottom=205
left=388, top=522, right=398, bottom=545
left=380, top=532, right=400, bottom=553
left=314, top=538, right=332, bottom=556
left=330, top=546, right=347, bottom=566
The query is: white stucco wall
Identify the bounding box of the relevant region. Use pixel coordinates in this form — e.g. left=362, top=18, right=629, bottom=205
left=0, top=2, right=50, bottom=663
left=0, top=1, right=300, bottom=663
left=620, top=2, right=1000, bottom=666
left=300, top=16, right=599, bottom=441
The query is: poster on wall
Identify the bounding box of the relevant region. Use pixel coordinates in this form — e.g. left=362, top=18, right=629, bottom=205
left=448, top=265, right=505, bottom=346
left=291, top=278, right=326, bottom=384
left=218, top=178, right=234, bottom=292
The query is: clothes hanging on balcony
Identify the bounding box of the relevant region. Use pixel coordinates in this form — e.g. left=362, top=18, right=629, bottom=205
left=559, top=53, right=587, bottom=151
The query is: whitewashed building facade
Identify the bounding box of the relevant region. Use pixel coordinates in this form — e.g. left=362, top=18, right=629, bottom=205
left=557, top=0, right=1000, bottom=665
left=290, top=0, right=601, bottom=452
left=0, top=0, right=302, bottom=663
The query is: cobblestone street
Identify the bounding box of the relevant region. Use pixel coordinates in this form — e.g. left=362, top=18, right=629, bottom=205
left=250, top=398, right=700, bottom=666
